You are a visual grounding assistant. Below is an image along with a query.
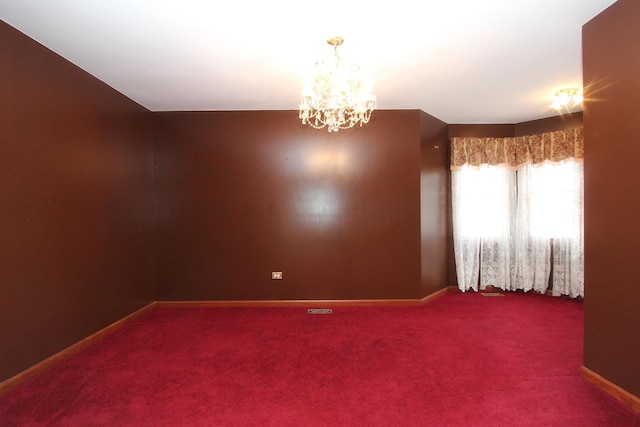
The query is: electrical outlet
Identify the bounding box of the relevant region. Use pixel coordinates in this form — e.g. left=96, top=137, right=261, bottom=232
left=271, top=271, right=283, bottom=280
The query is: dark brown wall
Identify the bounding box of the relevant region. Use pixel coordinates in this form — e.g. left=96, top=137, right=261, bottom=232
left=582, top=0, right=640, bottom=397
left=420, top=112, right=450, bottom=295
left=154, top=110, right=426, bottom=300
left=514, top=112, right=583, bottom=136
left=448, top=124, right=515, bottom=138
left=448, top=114, right=583, bottom=139
left=0, top=21, right=154, bottom=382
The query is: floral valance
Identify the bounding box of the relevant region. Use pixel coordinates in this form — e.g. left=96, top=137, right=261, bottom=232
left=450, top=127, right=583, bottom=170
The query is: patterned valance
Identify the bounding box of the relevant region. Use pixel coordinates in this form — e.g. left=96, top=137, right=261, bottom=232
left=450, top=128, right=583, bottom=170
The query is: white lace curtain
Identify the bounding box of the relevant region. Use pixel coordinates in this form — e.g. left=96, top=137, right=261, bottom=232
left=450, top=129, right=584, bottom=298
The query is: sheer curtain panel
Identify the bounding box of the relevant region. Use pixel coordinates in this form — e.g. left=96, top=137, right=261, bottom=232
left=452, top=165, right=516, bottom=291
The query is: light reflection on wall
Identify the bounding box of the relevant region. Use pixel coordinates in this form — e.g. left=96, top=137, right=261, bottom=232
left=277, top=144, right=353, bottom=176
left=305, top=148, right=349, bottom=175
left=296, top=184, right=342, bottom=229
left=290, top=144, right=352, bottom=230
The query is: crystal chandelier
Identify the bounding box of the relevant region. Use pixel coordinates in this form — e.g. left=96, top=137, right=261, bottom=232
left=299, top=37, right=377, bottom=132
left=550, top=88, right=583, bottom=111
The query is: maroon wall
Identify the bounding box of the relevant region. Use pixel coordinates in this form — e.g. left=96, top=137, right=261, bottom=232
left=420, top=112, right=450, bottom=295
left=0, top=21, right=154, bottom=382
left=448, top=124, right=515, bottom=138
left=448, top=113, right=583, bottom=139
left=154, top=110, right=435, bottom=300
left=583, top=0, right=640, bottom=397
left=514, top=112, right=583, bottom=136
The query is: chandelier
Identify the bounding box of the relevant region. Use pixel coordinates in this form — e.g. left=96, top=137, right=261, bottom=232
left=299, top=37, right=377, bottom=132
left=550, top=88, right=583, bottom=111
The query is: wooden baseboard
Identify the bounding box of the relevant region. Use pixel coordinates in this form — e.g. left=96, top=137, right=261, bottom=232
left=157, top=297, right=426, bottom=308
left=580, top=366, right=640, bottom=412
left=157, top=287, right=451, bottom=308
left=0, top=302, right=156, bottom=397
left=421, top=287, right=450, bottom=303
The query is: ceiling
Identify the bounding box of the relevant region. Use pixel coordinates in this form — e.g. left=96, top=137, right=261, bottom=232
left=0, top=0, right=615, bottom=124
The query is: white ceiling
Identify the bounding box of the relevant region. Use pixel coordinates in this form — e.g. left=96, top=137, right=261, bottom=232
left=0, top=0, right=615, bottom=124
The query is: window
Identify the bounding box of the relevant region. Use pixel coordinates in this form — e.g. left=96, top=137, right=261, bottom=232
left=453, top=165, right=515, bottom=239
left=452, top=159, right=583, bottom=297
left=526, top=161, right=582, bottom=239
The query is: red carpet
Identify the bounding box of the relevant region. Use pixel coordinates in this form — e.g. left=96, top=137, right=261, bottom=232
left=1, top=292, right=639, bottom=426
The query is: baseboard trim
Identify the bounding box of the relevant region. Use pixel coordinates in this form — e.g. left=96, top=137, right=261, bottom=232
left=156, top=287, right=450, bottom=308
left=157, top=297, right=426, bottom=308
left=580, top=366, right=640, bottom=412
left=0, top=302, right=156, bottom=397
left=421, top=287, right=449, bottom=303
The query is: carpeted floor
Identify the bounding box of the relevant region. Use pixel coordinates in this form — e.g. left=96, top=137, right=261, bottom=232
left=1, top=292, right=639, bottom=426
